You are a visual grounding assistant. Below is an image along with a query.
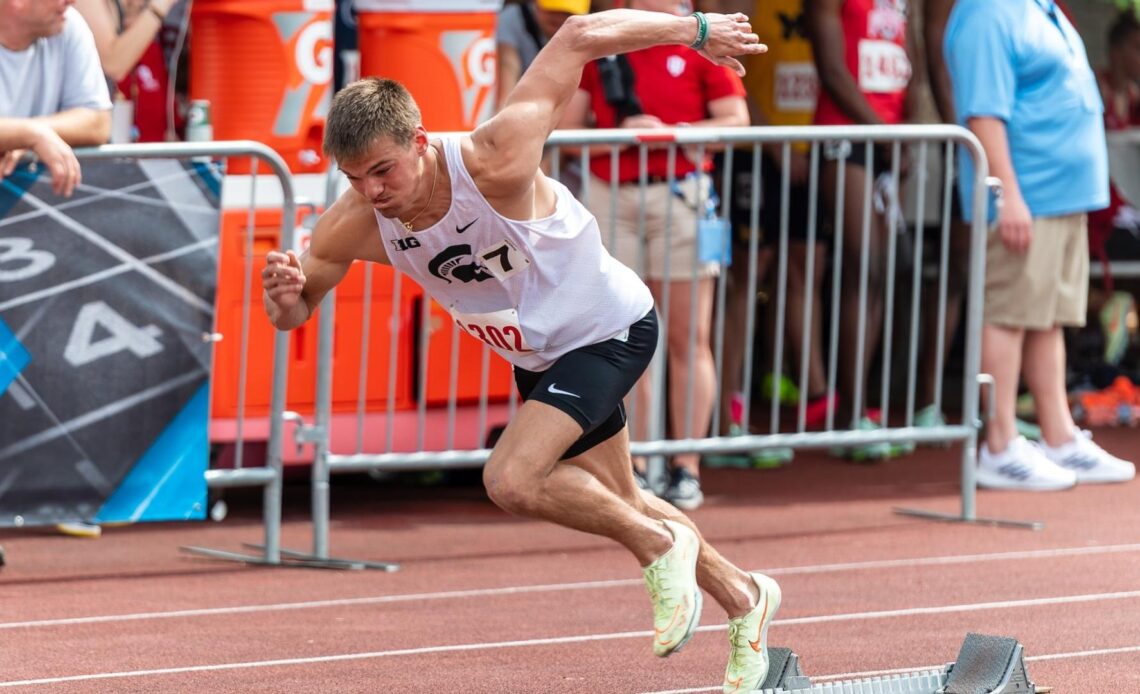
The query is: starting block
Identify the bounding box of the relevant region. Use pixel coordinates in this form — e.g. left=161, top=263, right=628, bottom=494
left=756, top=633, right=1037, bottom=694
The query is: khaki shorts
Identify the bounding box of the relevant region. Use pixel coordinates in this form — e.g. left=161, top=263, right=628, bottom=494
left=584, top=175, right=719, bottom=281
left=985, top=213, right=1088, bottom=329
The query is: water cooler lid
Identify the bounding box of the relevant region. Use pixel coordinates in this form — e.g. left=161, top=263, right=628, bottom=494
left=353, top=0, right=502, bottom=12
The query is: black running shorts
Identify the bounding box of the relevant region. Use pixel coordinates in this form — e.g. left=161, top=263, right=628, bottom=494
left=512, top=310, right=658, bottom=460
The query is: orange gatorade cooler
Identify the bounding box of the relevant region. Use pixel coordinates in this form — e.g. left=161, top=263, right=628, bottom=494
left=356, top=0, right=502, bottom=131
left=190, top=0, right=333, bottom=173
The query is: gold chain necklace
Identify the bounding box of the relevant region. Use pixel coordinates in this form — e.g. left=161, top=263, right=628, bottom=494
left=401, top=145, right=439, bottom=231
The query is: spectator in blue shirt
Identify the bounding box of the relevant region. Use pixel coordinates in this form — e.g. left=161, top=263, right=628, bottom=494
left=945, top=0, right=1134, bottom=490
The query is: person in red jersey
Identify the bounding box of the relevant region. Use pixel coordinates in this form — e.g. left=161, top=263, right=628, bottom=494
left=806, top=0, right=918, bottom=460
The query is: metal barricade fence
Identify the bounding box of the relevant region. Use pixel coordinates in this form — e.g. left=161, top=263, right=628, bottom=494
left=77, top=141, right=297, bottom=564
left=288, top=124, right=1000, bottom=569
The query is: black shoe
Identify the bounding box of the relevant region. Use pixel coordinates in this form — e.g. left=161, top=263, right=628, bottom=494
left=663, top=468, right=704, bottom=511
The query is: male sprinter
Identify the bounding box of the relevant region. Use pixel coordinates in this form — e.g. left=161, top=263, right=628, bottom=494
left=262, top=9, right=779, bottom=692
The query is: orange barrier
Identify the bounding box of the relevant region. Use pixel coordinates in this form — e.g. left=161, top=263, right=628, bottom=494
left=211, top=208, right=416, bottom=420
left=356, top=0, right=499, bottom=131
left=190, top=0, right=334, bottom=174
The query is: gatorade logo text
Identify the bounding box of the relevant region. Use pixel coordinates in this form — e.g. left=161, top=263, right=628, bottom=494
left=272, top=10, right=333, bottom=149
left=295, top=20, right=333, bottom=86
left=441, top=31, right=497, bottom=129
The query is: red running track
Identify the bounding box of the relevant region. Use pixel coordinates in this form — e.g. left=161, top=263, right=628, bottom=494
left=1, top=431, right=1139, bottom=693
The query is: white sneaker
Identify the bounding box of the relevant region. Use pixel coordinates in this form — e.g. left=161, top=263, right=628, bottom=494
left=977, top=436, right=1077, bottom=491
left=55, top=521, right=102, bottom=538
left=1041, top=430, right=1136, bottom=484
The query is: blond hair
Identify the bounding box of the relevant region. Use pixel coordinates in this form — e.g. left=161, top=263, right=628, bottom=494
left=323, top=78, right=421, bottom=161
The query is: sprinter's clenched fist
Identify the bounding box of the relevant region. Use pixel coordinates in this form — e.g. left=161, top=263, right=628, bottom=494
left=262, top=250, right=306, bottom=310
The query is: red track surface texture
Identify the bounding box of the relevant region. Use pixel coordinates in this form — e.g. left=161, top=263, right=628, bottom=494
left=2, top=431, right=1140, bottom=693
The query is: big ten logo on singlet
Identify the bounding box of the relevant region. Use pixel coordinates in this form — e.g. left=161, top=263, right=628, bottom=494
left=774, top=62, right=818, bottom=112
left=450, top=306, right=535, bottom=354
left=440, top=30, right=496, bottom=129
left=274, top=1, right=333, bottom=164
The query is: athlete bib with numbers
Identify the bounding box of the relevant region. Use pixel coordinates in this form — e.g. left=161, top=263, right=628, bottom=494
left=449, top=306, right=535, bottom=355
left=748, top=0, right=817, bottom=126
left=858, top=40, right=911, bottom=93
left=375, top=136, right=653, bottom=372
left=774, top=62, right=819, bottom=112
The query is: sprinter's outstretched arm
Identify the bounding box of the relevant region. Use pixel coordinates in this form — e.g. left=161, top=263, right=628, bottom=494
left=470, top=9, right=766, bottom=198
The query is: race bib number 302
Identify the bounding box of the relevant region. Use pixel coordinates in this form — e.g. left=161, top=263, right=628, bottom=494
left=450, top=306, right=535, bottom=354
left=858, top=39, right=911, bottom=94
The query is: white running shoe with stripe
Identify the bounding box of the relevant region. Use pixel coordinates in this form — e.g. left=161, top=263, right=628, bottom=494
left=1041, top=430, right=1135, bottom=484
left=977, top=436, right=1076, bottom=491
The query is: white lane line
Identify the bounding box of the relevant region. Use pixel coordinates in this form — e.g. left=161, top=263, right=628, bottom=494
left=770, top=589, right=1140, bottom=627
left=6, top=542, right=1140, bottom=630
left=0, top=580, right=639, bottom=630
left=2, top=591, right=1140, bottom=687
left=0, top=631, right=648, bottom=688
left=638, top=644, right=1140, bottom=694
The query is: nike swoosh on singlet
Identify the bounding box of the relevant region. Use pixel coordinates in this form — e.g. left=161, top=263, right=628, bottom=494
left=456, top=219, right=477, bottom=234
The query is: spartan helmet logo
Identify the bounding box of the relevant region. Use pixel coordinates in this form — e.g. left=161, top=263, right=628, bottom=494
left=428, top=244, right=494, bottom=284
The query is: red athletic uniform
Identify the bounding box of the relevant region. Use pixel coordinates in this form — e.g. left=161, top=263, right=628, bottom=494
left=813, top=0, right=910, bottom=126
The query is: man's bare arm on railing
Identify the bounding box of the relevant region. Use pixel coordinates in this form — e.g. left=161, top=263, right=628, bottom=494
left=36, top=107, right=111, bottom=147
left=0, top=117, right=82, bottom=197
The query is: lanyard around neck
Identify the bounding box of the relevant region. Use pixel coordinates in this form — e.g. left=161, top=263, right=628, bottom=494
left=1032, top=0, right=1061, bottom=27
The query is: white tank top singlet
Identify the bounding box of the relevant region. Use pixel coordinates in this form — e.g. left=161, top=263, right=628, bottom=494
left=375, top=135, right=654, bottom=372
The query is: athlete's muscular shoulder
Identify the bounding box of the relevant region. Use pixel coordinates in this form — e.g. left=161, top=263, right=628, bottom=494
left=462, top=129, right=523, bottom=189
left=460, top=130, right=553, bottom=219
left=310, top=187, right=390, bottom=266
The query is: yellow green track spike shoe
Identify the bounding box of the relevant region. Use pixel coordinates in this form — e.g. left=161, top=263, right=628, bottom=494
left=643, top=519, right=702, bottom=657
left=723, top=572, right=782, bottom=693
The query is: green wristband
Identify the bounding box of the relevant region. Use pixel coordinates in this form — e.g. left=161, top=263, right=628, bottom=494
left=689, top=11, right=709, bottom=50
